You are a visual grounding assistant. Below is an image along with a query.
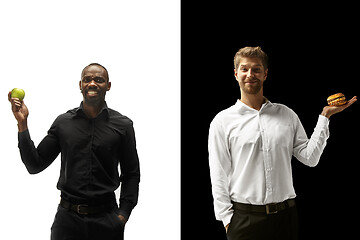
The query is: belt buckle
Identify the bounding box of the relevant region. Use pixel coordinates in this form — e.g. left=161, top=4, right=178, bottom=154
left=77, top=204, right=89, bottom=215
left=266, top=203, right=278, bottom=214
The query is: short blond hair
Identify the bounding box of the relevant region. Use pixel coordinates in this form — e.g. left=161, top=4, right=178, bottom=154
left=234, top=46, right=268, bottom=71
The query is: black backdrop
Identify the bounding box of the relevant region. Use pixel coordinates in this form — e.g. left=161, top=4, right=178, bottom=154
left=181, top=3, right=359, bottom=240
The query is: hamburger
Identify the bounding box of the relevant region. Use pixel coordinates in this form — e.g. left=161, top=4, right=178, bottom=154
left=327, top=93, right=347, bottom=106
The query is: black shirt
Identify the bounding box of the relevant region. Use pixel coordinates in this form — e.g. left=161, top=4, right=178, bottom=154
left=18, top=102, right=140, bottom=219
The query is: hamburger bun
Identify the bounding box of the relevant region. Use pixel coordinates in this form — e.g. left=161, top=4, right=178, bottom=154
left=327, top=93, right=347, bottom=106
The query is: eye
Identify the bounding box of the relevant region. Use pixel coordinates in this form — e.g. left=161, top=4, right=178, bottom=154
left=82, top=77, right=106, bottom=83
left=82, top=77, right=91, bottom=83
left=240, top=67, right=247, bottom=72
left=94, top=77, right=105, bottom=83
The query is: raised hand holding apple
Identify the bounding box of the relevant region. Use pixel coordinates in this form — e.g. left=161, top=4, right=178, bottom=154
left=11, top=88, right=25, bottom=101
left=8, top=89, right=29, bottom=132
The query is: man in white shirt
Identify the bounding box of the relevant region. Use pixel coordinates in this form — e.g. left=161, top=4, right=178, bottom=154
left=208, top=46, right=357, bottom=240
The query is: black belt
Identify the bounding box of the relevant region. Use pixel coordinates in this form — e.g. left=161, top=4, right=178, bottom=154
left=60, top=199, right=116, bottom=215
left=232, top=199, right=296, bottom=215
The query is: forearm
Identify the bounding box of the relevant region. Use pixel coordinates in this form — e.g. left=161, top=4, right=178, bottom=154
left=293, top=115, right=330, bottom=166
left=209, top=154, right=233, bottom=226
left=209, top=175, right=234, bottom=226
left=118, top=173, right=140, bottom=219
left=17, top=120, right=28, bottom=132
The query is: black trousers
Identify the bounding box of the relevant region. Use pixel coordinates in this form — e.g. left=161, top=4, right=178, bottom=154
left=51, top=205, right=124, bottom=240
left=226, top=204, right=298, bottom=240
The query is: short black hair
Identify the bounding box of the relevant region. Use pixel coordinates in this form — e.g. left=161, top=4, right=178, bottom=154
left=82, top=63, right=109, bottom=82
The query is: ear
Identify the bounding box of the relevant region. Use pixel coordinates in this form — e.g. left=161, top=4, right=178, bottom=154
left=107, top=82, right=111, bottom=91
left=79, top=81, right=82, bottom=91
left=234, top=69, right=238, bottom=80
left=264, top=69, right=268, bottom=81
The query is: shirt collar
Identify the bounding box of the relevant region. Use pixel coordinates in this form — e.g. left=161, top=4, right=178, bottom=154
left=75, top=101, right=110, bottom=118
left=235, top=97, right=273, bottom=111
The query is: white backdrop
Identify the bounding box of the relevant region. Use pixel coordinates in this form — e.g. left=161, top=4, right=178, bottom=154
left=0, top=1, right=180, bottom=239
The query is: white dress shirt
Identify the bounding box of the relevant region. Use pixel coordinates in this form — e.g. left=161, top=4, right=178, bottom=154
left=208, top=99, right=330, bottom=226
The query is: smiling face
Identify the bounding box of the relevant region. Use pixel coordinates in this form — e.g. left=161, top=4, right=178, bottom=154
left=234, top=57, right=268, bottom=95
left=80, top=64, right=111, bottom=105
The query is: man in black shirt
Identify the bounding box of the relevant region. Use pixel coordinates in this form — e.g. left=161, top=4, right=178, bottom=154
left=8, top=63, right=140, bottom=240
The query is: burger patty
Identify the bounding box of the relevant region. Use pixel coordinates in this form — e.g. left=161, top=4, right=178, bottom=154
left=328, top=96, right=346, bottom=105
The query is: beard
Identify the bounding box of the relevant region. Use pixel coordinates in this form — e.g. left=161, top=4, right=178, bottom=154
left=239, top=78, right=263, bottom=95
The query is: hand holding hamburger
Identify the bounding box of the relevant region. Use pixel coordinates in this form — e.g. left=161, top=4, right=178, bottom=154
left=321, top=93, right=357, bottom=118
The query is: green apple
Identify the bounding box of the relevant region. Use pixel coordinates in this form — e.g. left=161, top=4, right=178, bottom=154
left=11, top=88, right=25, bottom=101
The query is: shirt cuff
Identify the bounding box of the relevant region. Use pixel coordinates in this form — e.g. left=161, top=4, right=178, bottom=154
left=316, top=115, right=330, bottom=128
left=18, top=129, right=30, bottom=144
left=115, top=208, right=131, bottom=221
left=222, top=211, right=234, bottom=227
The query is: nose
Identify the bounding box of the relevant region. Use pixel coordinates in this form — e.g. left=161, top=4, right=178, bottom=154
left=247, top=69, right=254, bottom=78
left=88, top=80, right=98, bottom=87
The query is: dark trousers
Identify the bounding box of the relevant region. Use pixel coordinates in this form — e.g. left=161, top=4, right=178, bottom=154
left=51, top=205, right=124, bottom=240
left=227, top=204, right=298, bottom=240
